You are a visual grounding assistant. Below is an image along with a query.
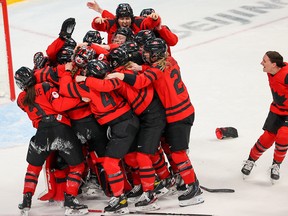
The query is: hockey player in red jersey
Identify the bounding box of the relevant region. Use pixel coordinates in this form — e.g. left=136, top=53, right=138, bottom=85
left=15, top=66, right=88, bottom=216
left=89, top=3, right=161, bottom=44
left=87, top=2, right=177, bottom=55
left=83, top=27, right=135, bottom=58
left=58, top=45, right=113, bottom=198
left=106, top=45, right=177, bottom=210
left=106, top=38, right=204, bottom=207
left=241, top=51, right=288, bottom=183
left=35, top=43, right=113, bottom=200
left=27, top=18, right=81, bottom=205
left=60, top=59, right=140, bottom=214
left=46, top=17, right=77, bottom=67
left=32, top=17, right=77, bottom=86
left=139, top=8, right=178, bottom=55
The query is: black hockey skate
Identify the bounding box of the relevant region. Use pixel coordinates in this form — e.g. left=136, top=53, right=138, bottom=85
left=241, top=159, right=255, bottom=178
left=19, top=192, right=32, bottom=216
left=178, top=182, right=204, bottom=207
left=173, top=173, right=186, bottom=191
left=153, top=179, right=169, bottom=197
left=270, top=163, right=280, bottom=184
left=64, top=193, right=88, bottom=216
left=104, top=194, right=129, bottom=214
left=135, top=191, right=160, bottom=211
left=162, top=175, right=177, bottom=196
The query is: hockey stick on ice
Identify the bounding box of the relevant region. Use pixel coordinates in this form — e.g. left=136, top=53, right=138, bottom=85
left=200, top=185, right=235, bottom=193
left=88, top=209, right=213, bottom=216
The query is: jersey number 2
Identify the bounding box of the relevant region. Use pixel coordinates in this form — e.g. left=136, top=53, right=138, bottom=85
left=171, top=69, right=184, bottom=95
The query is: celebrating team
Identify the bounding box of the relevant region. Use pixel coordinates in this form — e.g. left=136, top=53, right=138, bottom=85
left=15, top=2, right=203, bottom=216
left=16, top=1, right=288, bottom=216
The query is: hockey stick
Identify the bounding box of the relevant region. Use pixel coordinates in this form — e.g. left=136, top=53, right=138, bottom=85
left=88, top=209, right=213, bottom=216
left=200, top=185, right=235, bottom=193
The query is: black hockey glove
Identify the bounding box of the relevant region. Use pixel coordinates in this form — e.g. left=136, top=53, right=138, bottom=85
left=216, top=127, right=238, bottom=139
left=59, top=18, right=76, bottom=39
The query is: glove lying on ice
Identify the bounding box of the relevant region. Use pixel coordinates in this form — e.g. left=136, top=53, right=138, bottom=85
left=215, top=127, right=238, bottom=139
left=59, top=18, right=76, bottom=39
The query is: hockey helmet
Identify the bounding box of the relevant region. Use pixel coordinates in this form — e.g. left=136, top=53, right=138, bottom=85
left=56, top=46, right=75, bottom=64
left=74, top=46, right=96, bottom=68
left=142, top=38, right=167, bottom=63
left=14, top=66, right=36, bottom=90
left=107, top=47, right=129, bottom=69
left=86, top=59, right=111, bottom=79
left=140, top=8, right=155, bottom=17
left=83, top=30, right=103, bottom=44
left=135, top=30, right=156, bottom=46
left=116, top=3, right=134, bottom=19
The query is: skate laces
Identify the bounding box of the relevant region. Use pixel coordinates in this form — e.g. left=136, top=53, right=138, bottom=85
left=72, top=197, right=80, bottom=205
left=164, top=176, right=176, bottom=188
left=270, top=164, right=280, bottom=175
left=242, top=160, right=255, bottom=171
left=175, top=174, right=183, bottom=186
left=86, top=181, right=102, bottom=190
left=131, top=185, right=141, bottom=193
left=182, top=184, right=193, bottom=196
left=138, top=191, right=152, bottom=202
left=108, top=196, right=119, bottom=207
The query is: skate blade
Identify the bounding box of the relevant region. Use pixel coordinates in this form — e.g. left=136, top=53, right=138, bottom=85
left=65, top=208, right=89, bottom=216
left=47, top=200, right=64, bottom=207
left=164, top=186, right=178, bottom=197
left=20, top=209, right=29, bottom=216
left=104, top=207, right=130, bottom=215
left=270, top=178, right=279, bottom=185
left=56, top=201, right=64, bottom=208
left=128, top=196, right=141, bottom=203
left=179, top=195, right=205, bottom=207
left=135, top=203, right=160, bottom=211
left=85, top=188, right=103, bottom=195
left=81, top=190, right=104, bottom=200
left=242, top=174, right=249, bottom=180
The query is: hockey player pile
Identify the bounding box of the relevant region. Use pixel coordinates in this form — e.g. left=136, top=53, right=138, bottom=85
left=15, top=1, right=287, bottom=216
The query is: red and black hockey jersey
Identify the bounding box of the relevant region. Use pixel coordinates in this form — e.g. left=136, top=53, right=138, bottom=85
left=34, top=66, right=60, bottom=86
left=268, top=63, right=288, bottom=115
left=46, top=37, right=66, bottom=65
left=91, top=15, right=161, bottom=44
left=17, top=82, right=80, bottom=128
left=113, top=66, right=154, bottom=115
left=122, top=56, right=195, bottom=123
left=59, top=73, right=131, bottom=125
left=34, top=65, right=93, bottom=121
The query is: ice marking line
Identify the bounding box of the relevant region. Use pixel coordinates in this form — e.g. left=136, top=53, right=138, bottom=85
left=174, top=15, right=288, bottom=53
left=9, top=25, right=55, bottom=39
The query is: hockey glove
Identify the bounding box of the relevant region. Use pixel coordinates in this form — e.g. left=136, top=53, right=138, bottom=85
left=215, top=127, right=238, bottom=139
left=59, top=18, right=76, bottom=39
